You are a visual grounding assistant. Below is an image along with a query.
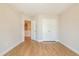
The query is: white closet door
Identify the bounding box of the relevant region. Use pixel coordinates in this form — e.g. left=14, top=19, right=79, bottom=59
left=42, top=19, right=58, bottom=41
left=32, top=18, right=58, bottom=42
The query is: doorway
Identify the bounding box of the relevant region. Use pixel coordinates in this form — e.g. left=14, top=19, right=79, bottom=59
left=24, top=20, right=31, bottom=41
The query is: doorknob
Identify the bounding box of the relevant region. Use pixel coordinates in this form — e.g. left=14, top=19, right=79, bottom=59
left=48, top=31, right=50, bottom=32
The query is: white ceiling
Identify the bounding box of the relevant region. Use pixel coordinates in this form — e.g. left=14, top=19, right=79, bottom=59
left=10, top=3, right=73, bottom=16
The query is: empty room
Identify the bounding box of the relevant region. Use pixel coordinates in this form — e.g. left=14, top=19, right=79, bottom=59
left=0, top=3, right=79, bottom=56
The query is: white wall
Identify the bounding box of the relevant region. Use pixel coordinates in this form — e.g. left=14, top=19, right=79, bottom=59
left=59, top=4, right=79, bottom=54
left=31, top=15, right=59, bottom=42
left=0, top=4, right=23, bottom=55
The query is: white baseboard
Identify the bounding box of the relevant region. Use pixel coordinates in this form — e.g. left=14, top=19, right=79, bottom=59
left=59, top=41, right=79, bottom=55
left=0, top=40, right=23, bottom=56
left=35, top=39, right=59, bottom=42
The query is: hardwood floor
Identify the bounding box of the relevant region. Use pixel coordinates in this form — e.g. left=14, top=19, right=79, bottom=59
left=5, top=39, right=78, bottom=56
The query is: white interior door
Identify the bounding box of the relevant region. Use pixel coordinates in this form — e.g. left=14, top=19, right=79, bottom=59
left=42, top=19, right=58, bottom=41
